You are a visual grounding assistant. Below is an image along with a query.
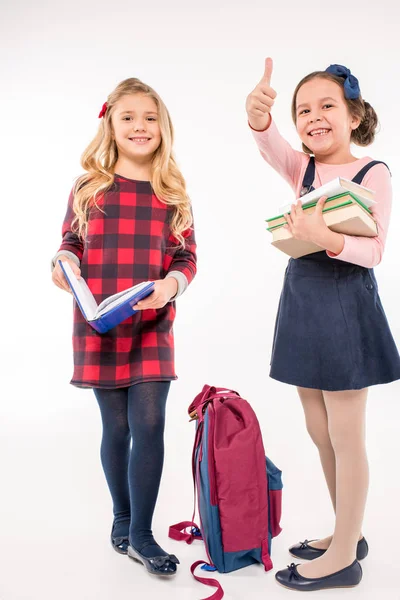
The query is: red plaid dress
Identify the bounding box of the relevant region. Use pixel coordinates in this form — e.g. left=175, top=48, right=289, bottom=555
left=58, top=174, right=197, bottom=389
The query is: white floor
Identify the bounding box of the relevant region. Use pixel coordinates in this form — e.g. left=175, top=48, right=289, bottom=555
left=2, top=374, right=400, bottom=600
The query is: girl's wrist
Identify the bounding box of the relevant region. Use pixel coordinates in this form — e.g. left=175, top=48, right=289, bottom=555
left=314, top=228, right=345, bottom=254
left=248, top=113, right=271, bottom=132
left=164, top=276, right=178, bottom=299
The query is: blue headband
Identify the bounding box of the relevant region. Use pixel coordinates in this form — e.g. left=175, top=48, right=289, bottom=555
left=325, top=64, right=360, bottom=100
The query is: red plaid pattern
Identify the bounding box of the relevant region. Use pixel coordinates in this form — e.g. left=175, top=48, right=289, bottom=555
left=58, top=175, right=197, bottom=388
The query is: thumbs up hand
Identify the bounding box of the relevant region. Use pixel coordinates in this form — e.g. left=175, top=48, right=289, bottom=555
left=246, top=57, right=277, bottom=131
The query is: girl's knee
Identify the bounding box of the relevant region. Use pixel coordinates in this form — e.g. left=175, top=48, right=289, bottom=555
left=107, top=415, right=130, bottom=441
left=306, top=419, right=332, bottom=450
left=328, top=425, right=365, bottom=454
left=131, top=414, right=165, bottom=440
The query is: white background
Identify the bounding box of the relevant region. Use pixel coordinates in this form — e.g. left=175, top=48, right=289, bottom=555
left=1, top=0, right=400, bottom=598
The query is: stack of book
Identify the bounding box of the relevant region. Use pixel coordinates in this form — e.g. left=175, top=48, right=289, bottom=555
left=266, top=178, right=378, bottom=258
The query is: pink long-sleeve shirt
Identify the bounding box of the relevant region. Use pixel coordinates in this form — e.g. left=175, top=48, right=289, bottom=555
left=251, top=119, right=393, bottom=268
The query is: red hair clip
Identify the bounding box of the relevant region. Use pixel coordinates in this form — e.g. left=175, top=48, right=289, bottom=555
left=98, top=102, right=108, bottom=118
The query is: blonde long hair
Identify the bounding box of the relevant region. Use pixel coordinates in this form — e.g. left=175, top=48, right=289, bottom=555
left=72, top=78, right=193, bottom=246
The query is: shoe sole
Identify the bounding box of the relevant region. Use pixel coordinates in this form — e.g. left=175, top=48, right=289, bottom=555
left=289, top=550, right=325, bottom=561
left=127, top=547, right=177, bottom=577
left=112, top=545, right=128, bottom=555
left=289, top=550, right=367, bottom=561
left=110, top=537, right=128, bottom=555
left=276, top=580, right=360, bottom=592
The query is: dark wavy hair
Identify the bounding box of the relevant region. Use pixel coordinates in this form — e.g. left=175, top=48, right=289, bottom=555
left=291, top=71, right=379, bottom=154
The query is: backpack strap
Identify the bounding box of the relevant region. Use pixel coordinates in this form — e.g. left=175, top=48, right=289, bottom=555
left=299, top=156, right=316, bottom=197
left=351, top=160, right=391, bottom=185
left=190, top=561, right=224, bottom=600
left=188, top=385, right=240, bottom=422
left=168, top=521, right=202, bottom=544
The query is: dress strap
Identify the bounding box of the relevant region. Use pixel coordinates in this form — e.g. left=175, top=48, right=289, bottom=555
left=300, top=156, right=316, bottom=197
left=351, top=160, right=391, bottom=185
left=299, top=157, right=390, bottom=199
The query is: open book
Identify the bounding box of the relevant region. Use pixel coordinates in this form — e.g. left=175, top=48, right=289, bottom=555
left=59, top=260, right=155, bottom=334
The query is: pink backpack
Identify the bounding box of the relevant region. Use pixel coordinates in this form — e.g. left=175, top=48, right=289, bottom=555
left=169, top=385, right=283, bottom=599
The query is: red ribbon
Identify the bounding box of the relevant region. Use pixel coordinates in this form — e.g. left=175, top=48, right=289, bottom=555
left=98, top=102, right=108, bottom=118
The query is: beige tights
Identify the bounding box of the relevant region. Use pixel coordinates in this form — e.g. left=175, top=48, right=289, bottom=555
left=296, top=386, right=369, bottom=578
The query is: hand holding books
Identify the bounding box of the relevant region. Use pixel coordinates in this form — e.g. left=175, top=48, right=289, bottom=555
left=52, top=255, right=81, bottom=293
left=283, top=195, right=329, bottom=243
left=132, top=278, right=178, bottom=311
left=266, top=178, right=378, bottom=258
left=59, top=260, right=155, bottom=333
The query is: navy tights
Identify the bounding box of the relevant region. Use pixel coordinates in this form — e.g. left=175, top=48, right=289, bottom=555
left=94, top=381, right=170, bottom=558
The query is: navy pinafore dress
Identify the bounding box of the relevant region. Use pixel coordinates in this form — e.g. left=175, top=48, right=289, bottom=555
left=270, top=158, right=400, bottom=391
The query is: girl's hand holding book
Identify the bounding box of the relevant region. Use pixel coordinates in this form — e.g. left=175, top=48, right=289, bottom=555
left=246, top=57, right=276, bottom=132
left=132, top=277, right=178, bottom=310
left=52, top=256, right=81, bottom=293
left=283, top=196, right=329, bottom=244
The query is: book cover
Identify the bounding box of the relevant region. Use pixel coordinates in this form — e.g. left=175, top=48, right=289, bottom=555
left=266, top=193, right=373, bottom=231
left=59, top=260, right=155, bottom=334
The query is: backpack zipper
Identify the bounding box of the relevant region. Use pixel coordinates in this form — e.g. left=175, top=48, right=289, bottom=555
left=207, top=404, right=218, bottom=506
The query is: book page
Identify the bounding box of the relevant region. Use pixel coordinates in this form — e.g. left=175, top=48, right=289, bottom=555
left=95, top=281, right=152, bottom=317
left=339, top=178, right=375, bottom=201
left=60, top=261, right=98, bottom=321
left=278, top=178, right=376, bottom=213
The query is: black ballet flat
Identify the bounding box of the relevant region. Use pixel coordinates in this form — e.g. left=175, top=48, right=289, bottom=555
left=289, top=537, right=369, bottom=561
left=127, top=544, right=179, bottom=576
left=275, top=560, right=362, bottom=591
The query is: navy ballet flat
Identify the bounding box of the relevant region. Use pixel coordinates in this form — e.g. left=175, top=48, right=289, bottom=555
left=289, top=537, right=369, bottom=561
left=275, top=560, right=363, bottom=591
left=111, top=533, right=129, bottom=555
left=127, top=544, right=179, bottom=576
left=110, top=522, right=129, bottom=555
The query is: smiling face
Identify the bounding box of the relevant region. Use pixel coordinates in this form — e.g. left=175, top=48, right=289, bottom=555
left=111, top=93, right=162, bottom=163
left=295, top=77, right=361, bottom=162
